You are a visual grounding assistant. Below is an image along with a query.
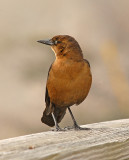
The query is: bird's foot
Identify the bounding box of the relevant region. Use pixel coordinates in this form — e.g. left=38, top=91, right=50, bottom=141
left=51, top=126, right=66, bottom=132
left=74, top=124, right=90, bottom=130
left=64, top=126, right=73, bottom=130
left=64, top=124, right=90, bottom=131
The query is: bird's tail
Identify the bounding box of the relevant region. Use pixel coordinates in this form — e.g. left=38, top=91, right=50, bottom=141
left=41, top=105, right=67, bottom=127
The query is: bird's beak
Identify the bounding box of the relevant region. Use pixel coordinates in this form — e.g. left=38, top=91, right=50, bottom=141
left=37, top=39, right=54, bottom=45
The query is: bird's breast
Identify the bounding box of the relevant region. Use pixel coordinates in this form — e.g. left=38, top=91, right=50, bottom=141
left=47, top=59, right=92, bottom=107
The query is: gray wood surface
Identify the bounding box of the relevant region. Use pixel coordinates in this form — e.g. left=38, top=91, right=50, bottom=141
left=0, top=119, right=129, bottom=160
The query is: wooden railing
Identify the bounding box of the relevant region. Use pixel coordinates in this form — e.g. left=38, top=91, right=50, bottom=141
left=0, top=119, right=129, bottom=160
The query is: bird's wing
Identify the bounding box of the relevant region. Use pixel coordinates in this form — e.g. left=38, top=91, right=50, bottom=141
left=41, top=64, right=55, bottom=127
left=45, top=64, right=53, bottom=113
left=41, top=63, right=67, bottom=127
left=84, top=59, right=90, bottom=67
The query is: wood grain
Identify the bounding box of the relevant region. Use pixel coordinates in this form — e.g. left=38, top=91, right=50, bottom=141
left=0, top=119, right=129, bottom=160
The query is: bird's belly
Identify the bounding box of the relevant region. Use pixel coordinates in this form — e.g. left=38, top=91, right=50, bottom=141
left=47, top=70, right=92, bottom=107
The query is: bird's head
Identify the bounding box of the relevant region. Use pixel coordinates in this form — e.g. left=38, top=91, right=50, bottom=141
left=37, top=35, right=83, bottom=60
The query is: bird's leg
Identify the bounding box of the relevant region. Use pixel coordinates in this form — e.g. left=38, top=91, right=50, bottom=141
left=51, top=113, right=65, bottom=131
left=67, top=107, right=90, bottom=130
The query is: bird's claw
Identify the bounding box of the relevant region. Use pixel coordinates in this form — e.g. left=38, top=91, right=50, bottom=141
left=64, top=125, right=90, bottom=131
left=51, top=127, right=66, bottom=132
left=64, top=126, right=73, bottom=130
left=74, top=124, right=90, bottom=130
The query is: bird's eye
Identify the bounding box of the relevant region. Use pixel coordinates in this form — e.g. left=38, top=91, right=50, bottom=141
left=54, top=40, right=61, bottom=45
left=54, top=40, right=58, bottom=45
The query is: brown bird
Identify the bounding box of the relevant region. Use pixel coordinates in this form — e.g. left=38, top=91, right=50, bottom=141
left=37, top=35, right=92, bottom=131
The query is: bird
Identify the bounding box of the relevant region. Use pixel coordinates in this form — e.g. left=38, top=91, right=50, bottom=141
left=37, top=35, right=92, bottom=131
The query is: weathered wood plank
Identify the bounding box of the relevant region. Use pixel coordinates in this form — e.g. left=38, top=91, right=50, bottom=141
left=0, top=119, right=129, bottom=160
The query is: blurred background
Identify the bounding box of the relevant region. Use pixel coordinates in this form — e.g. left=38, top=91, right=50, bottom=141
left=0, top=0, right=129, bottom=140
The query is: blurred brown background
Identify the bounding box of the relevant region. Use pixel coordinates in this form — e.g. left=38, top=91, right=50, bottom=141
left=0, top=0, right=129, bottom=140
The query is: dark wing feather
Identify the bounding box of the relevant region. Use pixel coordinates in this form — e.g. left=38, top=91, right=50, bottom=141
left=45, top=63, right=52, bottom=109
left=45, top=86, right=50, bottom=108
left=41, top=64, right=55, bottom=127
left=84, top=59, right=90, bottom=67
